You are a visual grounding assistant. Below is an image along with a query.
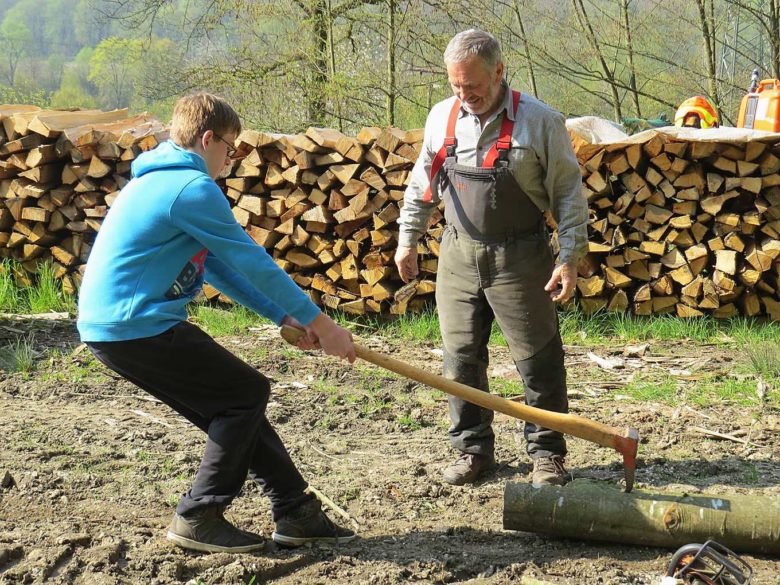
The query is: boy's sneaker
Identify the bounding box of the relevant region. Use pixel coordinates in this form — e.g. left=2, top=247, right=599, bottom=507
left=167, top=507, right=265, bottom=553
left=272, top=499, right=356, bottom=547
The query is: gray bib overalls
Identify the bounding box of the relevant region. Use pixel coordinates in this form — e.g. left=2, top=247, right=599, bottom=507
left=430, top=90, right=569, bottom=458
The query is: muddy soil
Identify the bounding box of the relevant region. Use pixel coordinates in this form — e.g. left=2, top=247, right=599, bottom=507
left=1, top=317, right=778, bottom=584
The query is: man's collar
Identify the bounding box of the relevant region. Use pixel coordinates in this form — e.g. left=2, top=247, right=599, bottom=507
left=500, top=81, right=517, bottom=121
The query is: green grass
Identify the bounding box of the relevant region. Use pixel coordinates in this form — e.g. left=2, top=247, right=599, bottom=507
left=0, top=266, right=21, bottom=310
left=492, top=377, right=525, bottom=398
left=728, top=318, right=780, bottom=344
left=355, top=364, right=400, bottom=390
left=318, top=413, right=335, bottom=430
left=188, top=303, right=272, bottom=336
left=313, top=378, right=341, bottom=405
left=0, top=260, right=76, bottom=314
left=741, top=463, right=760, bottom=485
left=329, top=307, right=510, bottom=346
left=396, top=413, right=423, bottom=430
left=0, top=334, right=37, bottom=373
left=619, top=370, right=773, bottom=408
left=392, top=309, right=443, bottom=343
left=328, top=304, right=780, bottom=348
left=134, top=449, right=152, bottom=462
left=690, top=378, right=762, bottom=407
left=26, top=261, right=77, bottom=313
left=313, top=368, right=397, bottom=418
left=623, top=374, right=679, bottom=404
left=3, top=259, right=780, bottom=349
left=37, top=349, right=110, bottom=385
left=358, top=394, right=392, bottom=417
left=328, top=307, right=427, bottom=342
left=558, top=309, right=721, bottom=344
left=558, top=309, right=780, bottom=346
left=743, top=341, right=780, bottom=381
left=3, top=265, right=774, bottom=405
left=3, top=260, right=777, bottom=350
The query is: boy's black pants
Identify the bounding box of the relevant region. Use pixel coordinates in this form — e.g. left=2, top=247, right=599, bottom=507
left=87, top=321, right=313, bottom=520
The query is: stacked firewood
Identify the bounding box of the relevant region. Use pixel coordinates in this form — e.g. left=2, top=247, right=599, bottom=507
left=0, top=106, right=168, bottom=294
left=576, top=135, right=780, bottom=320
left=209, top=126, right=437, bottom=314
left=4, top=103, right=780, bottom=320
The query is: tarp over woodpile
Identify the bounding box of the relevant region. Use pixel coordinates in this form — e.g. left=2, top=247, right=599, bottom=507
left=567, top=115, right=780, bottom=160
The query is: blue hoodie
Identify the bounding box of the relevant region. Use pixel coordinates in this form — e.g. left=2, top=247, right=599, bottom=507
left=77, top=140, right=321, bottom=342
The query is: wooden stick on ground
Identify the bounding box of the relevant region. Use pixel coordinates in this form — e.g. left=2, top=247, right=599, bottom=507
left=308, top=485, right=361, bottom=529
left=689, top=425, right=759, bottom=446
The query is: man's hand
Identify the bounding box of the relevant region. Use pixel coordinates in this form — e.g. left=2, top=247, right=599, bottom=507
left=307, top=313, right=357, bottom=364
left=280, top=315, right=319, bottom=351
left=394, top=246, right=419, bottom=283
left=544, top=262, right=577, bottom=303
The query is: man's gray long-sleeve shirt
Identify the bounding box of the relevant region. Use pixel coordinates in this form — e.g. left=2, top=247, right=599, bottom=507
left=397, top=85, right=589, bottom=265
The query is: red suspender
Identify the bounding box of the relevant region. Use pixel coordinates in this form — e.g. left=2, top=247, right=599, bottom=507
left=483, top=90, right=521, bottom=168
left=423, top=98, right=461, bottom=203
left=423, top=90, right=521, bottom=202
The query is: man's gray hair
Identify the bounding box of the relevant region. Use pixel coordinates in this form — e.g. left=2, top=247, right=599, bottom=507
left=444, top=29, right=503, bottom=67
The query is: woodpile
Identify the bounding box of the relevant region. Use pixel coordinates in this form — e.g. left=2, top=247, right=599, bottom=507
left=0, top=106, right=438, bottom=315
left=575, top=134, right=780, bottom=320
left=3, top=104, right=780, bottom=320
left=0, top=106, right=168, bottom=294
left=210, top=125, right=438, bottom=315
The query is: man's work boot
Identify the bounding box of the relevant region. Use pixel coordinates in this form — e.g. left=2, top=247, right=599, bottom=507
left=272, top=499, right=356, bottom=547
left=441, top=453, right=495, bottom=486
left=167, top=507, right=265, bottom=553
left=531, top=455, right=570, bottom=488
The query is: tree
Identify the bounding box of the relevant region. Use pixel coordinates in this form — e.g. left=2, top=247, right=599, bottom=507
left=693, top=0, right=722, bottom=119
left=511, top=0, right=539, bottom=98
left=4, top=0, right=47, bottom=58
left=337, top=0, right=432, bottom=127
left=88, top=36, right=144, bottom=108
left=50, top=70, right=99, bottom=108
left=43, top=54, right=67, bottom=92
left=571, top=0, right=623, bottom=120
left=0, top=12, right=31, bottom=86
left=131, top=37, right=179, bottom=109
left=724, top=0, right=780, bottom=79
left=620, top=0, right=641, bottom=117
left=97, top=0, right=423, bottom=130
left=70, top=0, right=761, bottom=129
left=75, top=0, right=115, bottom=47
left=43, top=0, right=81, bottom=57
left=0, top=82, right=47, bottom=106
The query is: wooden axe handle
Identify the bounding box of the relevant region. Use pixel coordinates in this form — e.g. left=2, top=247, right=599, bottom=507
left=280, top=325, right=638, bottom=490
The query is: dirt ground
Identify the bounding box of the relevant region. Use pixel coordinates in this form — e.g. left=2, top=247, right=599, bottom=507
left=1, top=316, right=779, bottom=584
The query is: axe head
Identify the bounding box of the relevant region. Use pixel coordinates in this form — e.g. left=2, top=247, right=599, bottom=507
left=614, top=428, right=639, bottom=492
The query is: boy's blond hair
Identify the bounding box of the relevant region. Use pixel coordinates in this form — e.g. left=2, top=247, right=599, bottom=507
left=170, top=93, right=242, bottom=148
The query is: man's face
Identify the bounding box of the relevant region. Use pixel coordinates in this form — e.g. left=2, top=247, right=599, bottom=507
left=201, top=130, right=237, bottom=180
left=446, top=56, right=505, bottom=116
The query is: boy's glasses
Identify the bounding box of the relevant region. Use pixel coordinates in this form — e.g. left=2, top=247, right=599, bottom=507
left=214, top=133, right=237, bottom=158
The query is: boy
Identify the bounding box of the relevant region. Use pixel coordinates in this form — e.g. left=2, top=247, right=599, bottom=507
left=77, top=93, right=357, bottom=553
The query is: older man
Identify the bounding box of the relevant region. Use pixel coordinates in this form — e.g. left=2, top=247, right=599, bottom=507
left=395, top=30, right=588, bottom=487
